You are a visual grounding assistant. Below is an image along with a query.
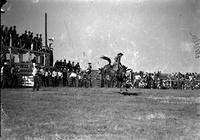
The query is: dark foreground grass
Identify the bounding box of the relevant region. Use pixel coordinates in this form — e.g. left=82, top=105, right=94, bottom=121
left=1, top=88, right=200, bottom=140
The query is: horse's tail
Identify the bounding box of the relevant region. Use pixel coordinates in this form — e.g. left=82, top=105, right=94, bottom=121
left=100, top=56, right=111, bottom=65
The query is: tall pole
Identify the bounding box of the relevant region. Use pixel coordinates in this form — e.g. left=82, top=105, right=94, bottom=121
left=45, top=13, right=47, bottom=47
left=45, top=13, right=47, bottom=67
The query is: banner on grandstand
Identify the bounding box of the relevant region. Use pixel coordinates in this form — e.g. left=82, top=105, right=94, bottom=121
left=190, top=33, right=200, bottom=59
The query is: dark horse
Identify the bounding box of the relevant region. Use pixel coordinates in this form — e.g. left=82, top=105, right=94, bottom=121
left=100, top=56, right=129, bottom=92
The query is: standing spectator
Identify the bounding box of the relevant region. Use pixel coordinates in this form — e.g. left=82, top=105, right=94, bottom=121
left=49, top=68, right=53, bottom=86
left=10, top=65, right=18, bottom=88
left=40, top=67, right=45, bottom=87
left=2, top=62, right=10, bottom=88
left=67, top=60, right=72, bottom=72
left=75, top=62, right=81, bottom=73
left=69, top=69, right=77, bottom=87
left=52, top=68, right=57, bottom=87
left=57, top=70, right=63, bottom=86
left=38, top=34, right=43, bottom=50
left=45, top=68, right=49, bottom=87
left=62, top=67, right=68, bottom=87
left=1, top=66, right=4, bottom=88
left=32, top=66, right=40, bottom=91
left=63, top=59, right=67, bottom=68
left=71, top=61, right=75, bottom=72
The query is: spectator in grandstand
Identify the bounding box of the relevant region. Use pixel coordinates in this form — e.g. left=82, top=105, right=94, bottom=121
left=12, top=26, right=16, bottom=38
left=1, top=25, right=4, bottom=45
left=11, top=26, right=16, bottom=46
left=33, top=34, right=38, bottom=51
left=3, top=26, right=9, bottom=46
left=20, top=30, right=27, bottom=48
left=25, top=31, right=31, bottom=49
left=13, top=34, right=19, bottom=48
left=8, top=27, right=13, bottom=46
left=38, top=34, right=43, bottom=50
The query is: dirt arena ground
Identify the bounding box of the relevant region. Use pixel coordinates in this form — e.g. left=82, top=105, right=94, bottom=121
left=1, top=88, right=200, bottom=140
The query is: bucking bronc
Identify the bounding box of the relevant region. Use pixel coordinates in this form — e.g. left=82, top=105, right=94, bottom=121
left=100, top=53, right=130, bottom=92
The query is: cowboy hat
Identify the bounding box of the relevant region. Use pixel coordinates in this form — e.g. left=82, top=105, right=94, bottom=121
left=117, top=53, right=123, bottom=56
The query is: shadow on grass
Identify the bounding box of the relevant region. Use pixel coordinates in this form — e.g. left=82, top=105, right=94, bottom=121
left=119, top=91, right=141, bottom=96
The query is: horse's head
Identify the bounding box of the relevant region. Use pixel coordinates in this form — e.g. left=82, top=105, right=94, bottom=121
left=118, top=65, right=127, bottom=73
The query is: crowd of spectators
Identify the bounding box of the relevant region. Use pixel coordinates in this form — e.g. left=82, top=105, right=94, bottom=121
left=31, top=59, right=92, bottom=89
left=0, top=58, right=93, bottom=89
left=129, top=71, right=200, bottom=90
left=1, top=25, right=43, bottom=51
left=1, top=59, right=200, bottom=90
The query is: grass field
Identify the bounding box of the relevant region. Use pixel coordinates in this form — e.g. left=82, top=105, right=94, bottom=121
left=1, top=88, right=200, bottom=140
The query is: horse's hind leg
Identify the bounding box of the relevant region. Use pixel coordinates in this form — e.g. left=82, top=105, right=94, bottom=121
left=124, top=83, right=128, bottom=91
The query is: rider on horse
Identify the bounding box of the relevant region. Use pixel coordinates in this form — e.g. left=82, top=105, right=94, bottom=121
left=113, top=53, right=123, bottom=71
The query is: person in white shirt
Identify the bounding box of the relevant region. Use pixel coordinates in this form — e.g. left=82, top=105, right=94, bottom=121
left=40, top=67, right=45, bottom=87
left=69, top=69, right=77, bottom=87
left=44, top=68, right=49, bottom=87
left=57, top=70, right=63, bottom=86
left=32, top=66, right=40, bottom=91
left=52, top=69, right=58, bottom=87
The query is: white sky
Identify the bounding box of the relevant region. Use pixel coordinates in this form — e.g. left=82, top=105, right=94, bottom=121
left=2, top=0, right=200, bottom=72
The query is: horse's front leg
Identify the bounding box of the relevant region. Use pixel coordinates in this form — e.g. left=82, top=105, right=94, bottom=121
left=123, top=82, right=128, bottom=91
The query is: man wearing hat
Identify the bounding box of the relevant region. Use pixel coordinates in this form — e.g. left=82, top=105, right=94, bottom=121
left=113, top=53, right=123, bottom=71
